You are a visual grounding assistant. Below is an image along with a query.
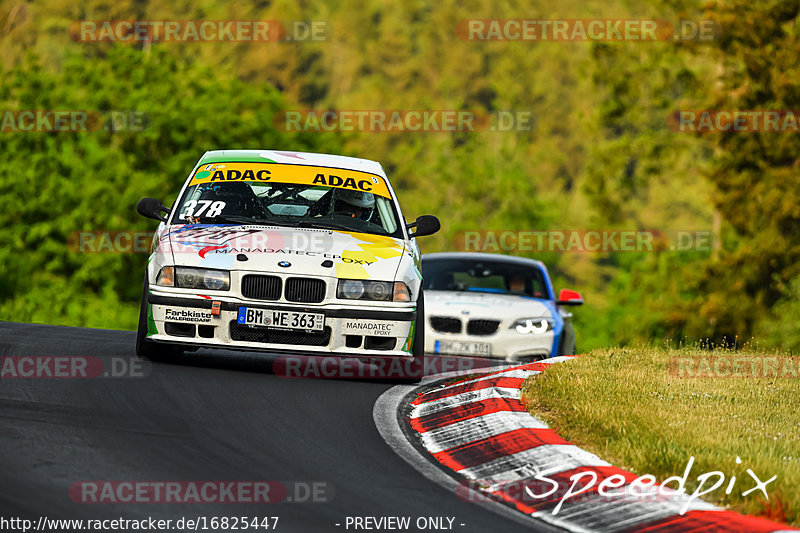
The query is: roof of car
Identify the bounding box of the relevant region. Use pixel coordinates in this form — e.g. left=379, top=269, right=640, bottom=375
left=422, top=252, right=547, bottom=270
left=198, top=150, right=387, bottom=177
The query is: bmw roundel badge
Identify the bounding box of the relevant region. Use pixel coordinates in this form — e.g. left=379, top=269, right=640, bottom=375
left=278, top=261, right=291, bottom=268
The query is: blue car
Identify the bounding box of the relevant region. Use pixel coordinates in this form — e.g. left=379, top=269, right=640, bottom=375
left=421, top=252, right=582, bottom=362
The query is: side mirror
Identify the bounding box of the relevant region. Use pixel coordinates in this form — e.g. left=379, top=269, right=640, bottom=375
left=408, top=215, right=440, bottom=238
left=556, top=289, right=584, bottom=306
left=137, top=198, right=170, bottom=222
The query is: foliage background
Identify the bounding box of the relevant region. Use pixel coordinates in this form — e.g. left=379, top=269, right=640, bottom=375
left=1, top=0, right=799, bottom=352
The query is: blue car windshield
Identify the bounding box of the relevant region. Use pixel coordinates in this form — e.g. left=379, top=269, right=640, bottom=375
left=421, top=259, right=549, bottom=298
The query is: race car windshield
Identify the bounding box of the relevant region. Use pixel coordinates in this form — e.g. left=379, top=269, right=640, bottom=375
left=172, top=180, right=402, bottom=238
left=422, top=259, right=549, bottom=299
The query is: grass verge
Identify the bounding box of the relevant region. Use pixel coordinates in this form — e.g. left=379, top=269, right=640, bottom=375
left=521, top=346, right=800, bottom=525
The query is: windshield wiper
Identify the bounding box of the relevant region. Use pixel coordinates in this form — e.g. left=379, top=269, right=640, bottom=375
left=295, top=220, right=357, bottom=232
left=189, top=215, right=265, bottom=225
left=184, top=216, right=380, bottom=234
left=191, top=216, right=330, bottom=230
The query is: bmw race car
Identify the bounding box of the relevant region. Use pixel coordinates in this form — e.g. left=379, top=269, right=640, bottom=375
left=421, top=252, right=582, bottom=362
left=136, top=150, right=439, bottom=380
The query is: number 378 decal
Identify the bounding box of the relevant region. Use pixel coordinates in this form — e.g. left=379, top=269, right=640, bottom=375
left=179, top=200, right=226, bottom=220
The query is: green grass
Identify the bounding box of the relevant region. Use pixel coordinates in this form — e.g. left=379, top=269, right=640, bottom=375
left=521, top=346, right=800, bottom=525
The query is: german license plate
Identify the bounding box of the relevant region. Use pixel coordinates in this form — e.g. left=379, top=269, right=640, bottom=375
left=434, top=340, right=492, bottom=356
left=237, top=307, right=324, bottom=331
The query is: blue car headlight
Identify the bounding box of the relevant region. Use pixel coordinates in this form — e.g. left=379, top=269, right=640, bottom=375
left=511, top=318, right=554, bottom=334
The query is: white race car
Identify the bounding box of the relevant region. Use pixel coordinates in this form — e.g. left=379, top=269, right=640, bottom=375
left=136, top=150, right=439, bottom=380
left=422, top=252, right=582, bottom=362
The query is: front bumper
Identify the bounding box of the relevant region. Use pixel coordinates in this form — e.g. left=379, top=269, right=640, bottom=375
left=424, top=328, right=554, bottom=362
left=146, top=291, right=416, bottom=358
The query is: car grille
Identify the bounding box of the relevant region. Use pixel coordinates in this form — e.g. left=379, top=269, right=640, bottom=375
left=241, top=275, right=282, bottom=300
left=284, top=278, right=326, bottom=303
left=229, top=321, right=331, bottom=346
left=467, top=319, right=500, bottom=336
left=430, top=316, right=462, bottom=334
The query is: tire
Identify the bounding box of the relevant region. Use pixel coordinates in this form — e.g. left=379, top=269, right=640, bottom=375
left=396, top=288, right=425, bottom=384
left=556, top=319, right=577, bottom=356
left=557, top=330, right=566, bottom=357
left=136, top=276, right=181, bottom=362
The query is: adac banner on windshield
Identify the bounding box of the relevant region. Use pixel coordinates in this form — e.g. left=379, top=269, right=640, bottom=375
left=189, top=162, right=392, bottom=199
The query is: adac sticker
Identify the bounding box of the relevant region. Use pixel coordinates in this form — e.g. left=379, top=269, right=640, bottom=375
left=190, top=162, right=391, bottom=199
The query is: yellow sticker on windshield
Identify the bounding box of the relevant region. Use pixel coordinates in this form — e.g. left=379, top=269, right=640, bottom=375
left=190, top=162, right=392, bottom=199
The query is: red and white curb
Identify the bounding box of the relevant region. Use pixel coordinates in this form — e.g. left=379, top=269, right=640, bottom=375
left=375, top=357, right=797, bottom=533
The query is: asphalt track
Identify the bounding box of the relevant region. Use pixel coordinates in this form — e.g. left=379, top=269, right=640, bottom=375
left=0, top=322, right=552, bottom=533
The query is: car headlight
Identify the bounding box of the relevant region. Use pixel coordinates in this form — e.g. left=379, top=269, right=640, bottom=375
left=156, top=266, right=230, bottom=290
left=157, top=266, right=175, bottom=286
left=511, top=318, right=554, bottom=334
left=337, top=280, right=410, bottom=302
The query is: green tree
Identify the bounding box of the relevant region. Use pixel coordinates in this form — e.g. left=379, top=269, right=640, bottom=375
left=0, top=45, right=340, bottom=328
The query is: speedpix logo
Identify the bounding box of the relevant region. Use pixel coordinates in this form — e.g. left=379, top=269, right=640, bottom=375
left=457, top=456, right=776, bottom=516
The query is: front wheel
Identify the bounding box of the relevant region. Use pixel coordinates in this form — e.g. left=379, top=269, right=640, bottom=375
left=396, top=289, right=425, bottom=383
left=136, top=276, right=181, bottom=362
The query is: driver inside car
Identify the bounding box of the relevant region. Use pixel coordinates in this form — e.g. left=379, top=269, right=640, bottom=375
left=334, top=189, right=376, bottom=220
left=507, top=274, right=527, bottom=295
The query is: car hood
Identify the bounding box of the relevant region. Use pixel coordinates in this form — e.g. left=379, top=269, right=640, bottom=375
left=425, top=290, right=554, bottom=320
left=160, top=224, right=406, bottom=280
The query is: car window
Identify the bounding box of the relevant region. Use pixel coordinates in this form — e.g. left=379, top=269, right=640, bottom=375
left=172, top=163, right=403, bottom=238
left=422, top=258, right=549, bottom=298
